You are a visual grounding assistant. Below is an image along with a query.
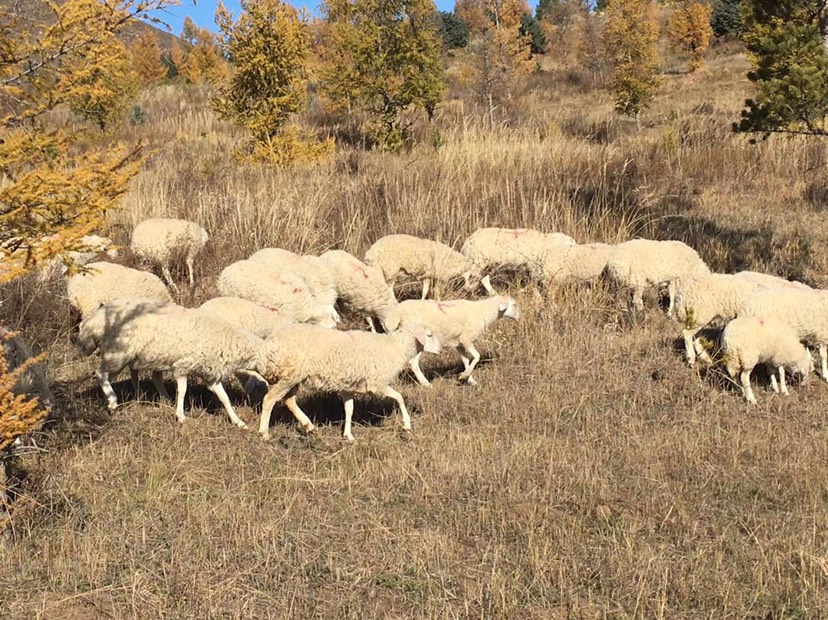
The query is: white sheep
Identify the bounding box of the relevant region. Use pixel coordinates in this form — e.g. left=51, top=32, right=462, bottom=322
left=722, top=316, right=813, bottom=404
left=738, top=287, right=828, bottom=382
left=38, top=234, right=119, bottom=281
left=217, top=259, right=339, bottom=328
left=364, top=234, right=479, bottom=299
left=77, top=297, right=179, bottom=401
left=248, top=248, right=338, bottom=308
left=732, top=271, right=811, bottom=291
left=602, top=239, right=710, bottom=315
left=382, top=295, right=520, bottom=386
left=198, top=297, right=297, bottom=339
left=258, top=322, right=440, bottom=441
left=66, top=261, right=173, bottom=319
left=461, top=227, right=576, bottom=293
left=1, top=326, right=53, bottom=411
left=130, top=218, right=209, bottom=291
left=558, top=243, right=617, bottom=283
left=92, top=302, right=266, bottom=427
left=318, top=250, right=398, bottom=329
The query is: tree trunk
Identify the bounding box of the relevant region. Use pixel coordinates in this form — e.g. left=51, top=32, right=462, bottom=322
left=635, top=110, right=641, bottom=133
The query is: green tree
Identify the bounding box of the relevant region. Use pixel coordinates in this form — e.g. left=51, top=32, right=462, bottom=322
left=711, top=0, right=742, bottom=36
left=319, top=0, right=445, bottom=151
left=736, top=1, right=828, bottom=137
left=214, top=0, right=332, bottom=164
left=603, top=0, right=661, bottom=129
left=439, top=11, right=471, bottom=49
left=520, top=12, right=548, bottom=53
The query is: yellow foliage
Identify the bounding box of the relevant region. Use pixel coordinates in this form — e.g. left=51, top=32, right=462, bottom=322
left=172, top=16, right=229, bottom=85
left=132, top=31, right=168, bottom=84
left=667, top=1, right=714, bottom=72
left=0, top=334, right=47, bottom=455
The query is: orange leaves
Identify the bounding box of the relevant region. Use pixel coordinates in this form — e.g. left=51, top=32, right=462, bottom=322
left=667, top=1, right=714, bottom=72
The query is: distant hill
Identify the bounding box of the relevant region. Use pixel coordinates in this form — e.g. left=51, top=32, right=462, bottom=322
left=0, top=0, right=180, bottom=51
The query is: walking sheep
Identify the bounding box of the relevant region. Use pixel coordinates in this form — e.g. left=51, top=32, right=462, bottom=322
left=67, top=261, right=172, bottom=319
left=258, top=323, right=441, bottom=441
left=722, top=316, right=813, bottom=404
left=364, top=234, right=479, bottom=299
left=382, top=295, right=520, bottom=386
left=602, top=239, right=710, bottom=315
left=318, top=250, right=398, bottom=329
left=92, top=302, right=266, bottom=427
left=217, top=259, right=339, bottom=327
left=199, top=297, right=298, bottom=339
left=249, top=248, right=338, bottom=308
left=130, top=218, right=209, bottom=291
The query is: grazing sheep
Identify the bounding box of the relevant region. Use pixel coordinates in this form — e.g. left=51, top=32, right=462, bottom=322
left=258, top=322, right=440, bottom=441
left=602, top=239, right=710, bottom=315
left=722, top=316, right=813, bottom=404
left=364, top=234, right=478, bottom=299
left=318, top=250, right=398, bottom=328
left=382, top=295, right=520, bottom=386
left=738, top=287, right=828, bottom=381
left=1, top=326, right=53, bottom=411
left=77, top=297, right=179, bottom=401
left=199, top=297, right=298, bottom=339
left=130, top=218, right=209, bottom=291
left=66, top=261, right=172, bottom=319
left=92, top=302, right=266, bottom=427
left=558, top=243, right=617, bottom=283
left=217, top=259, right=339, bottom=328
left=461, top=227, right=576, bottom=293
left=249, top=248, right=338, bottom=308
left=39, top=234, right=119, bottom=281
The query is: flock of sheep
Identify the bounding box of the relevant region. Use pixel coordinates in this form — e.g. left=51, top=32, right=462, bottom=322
left=6, top=218, right=826, bottom=446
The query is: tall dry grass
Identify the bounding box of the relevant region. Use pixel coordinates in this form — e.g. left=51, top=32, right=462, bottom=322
left=1, top=49, right=828, bottom=618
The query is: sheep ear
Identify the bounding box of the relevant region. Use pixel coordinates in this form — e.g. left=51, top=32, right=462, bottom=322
left=384, top=315, right=400, bottom=331
left=415, top=329, right=427, bottom=346
left=499, top=301, right=508, bottom=313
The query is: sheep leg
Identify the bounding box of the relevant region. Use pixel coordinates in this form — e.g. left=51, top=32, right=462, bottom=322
left=162, top=264, right=179, bottom=294
left=152, top=371, right=172, bottom=401
left=284, top=394, right=315, bottom=435
left=259, top=379, right=295, bottom=440
left=382, top=385, right=412, bottom=433
left=96, top=369, right=119, bottom=411
left=632, top=287, right=645, bottom=313
left=365, top=316, right=377, bottom=333
left=683, top=328, right=700, bottom=366
left=778, top=366, right=790, bottom=396
left=768, top=364, right=780, bottom=394
left=693, top=337, right=714, bottom=365
left=342, top=394, right=355, bottom=441
left=740, top=369, right=757, bottom=404
left=209, top=381, right=247, bottom=429
left=131, top=368, right=142, bottom=400
left=820, top=344, right=828, bottom=382
left=481, top=275, right=497, bottom=296
left=421, top=278, right=431, bottom=300
left=409, top=352, right=432, bottom=388
left=667, top=280, right=677, bottom=318
left=458, top=341, right=481, bottom=386
left=174, top=374, right=189, bottom=423
left=186, top=254, right=195, bottom=286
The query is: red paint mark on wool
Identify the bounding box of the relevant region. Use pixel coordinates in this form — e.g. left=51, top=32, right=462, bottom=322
left=436, top=301, right=455, bottom=314
left=507, top=229, right=528, bottom=240
left=351, top=262, right=370, bottom=279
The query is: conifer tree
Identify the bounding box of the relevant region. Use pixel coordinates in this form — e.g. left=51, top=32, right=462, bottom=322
left=214, top=0, right=333, bottom=164
left=133, top=30, right=168, bottom=84
left=667, top=1, right=714, bottom=72
left=172, top=16, right=229, bottom=84
left=603, top=0, right=661, bottom=129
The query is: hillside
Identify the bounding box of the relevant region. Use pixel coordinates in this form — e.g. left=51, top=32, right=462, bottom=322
left=2, top=36, right=828, bottom=619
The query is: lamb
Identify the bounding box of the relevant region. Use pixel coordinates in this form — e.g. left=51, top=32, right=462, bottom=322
left=248, top=248, right=338, bottom=308
left=130, top=217, right=209, bottom=291
left=738, top=287, right=828, bottom=381
left=1, top=326, right=54, bottom=411
left=318, top=250, right=398, bottom=328
left=461, top=227, right=576, bottom=293
left=91, top=301, right=266, bottom=427
left=364, top=234, right=479, bottom=299
left=602, top=239, right=710, bottom=315
left=66, top=261, right=173, bottom=319
left=217, top=259, right=339, bottom=328
left=198, top=297, right=298, bottom=339
left=381, top=295, right=520, bottom=386
left=77, top=297, right=180, bottom=401
left=722, top=316, right=813, bottom=404
left=258, top=322, right=440, bottom=441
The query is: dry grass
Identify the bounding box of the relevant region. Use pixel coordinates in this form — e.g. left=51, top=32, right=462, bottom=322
left=2, top=49, right=828, bottom=618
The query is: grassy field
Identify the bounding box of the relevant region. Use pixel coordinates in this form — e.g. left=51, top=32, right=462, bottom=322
left=2, top=46, right=828, bottom=618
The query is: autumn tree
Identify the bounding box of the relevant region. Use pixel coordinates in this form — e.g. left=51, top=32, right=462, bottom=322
left=0, top=0, right=172, bottom=496
left=667, top=1, right=713, bottom=71
left=319, top=0, right=445, bottom=151
left=603, top=0, right=661, bottom=129
left=172, top=16, right=228, bottom=84
left=577, top=6, right=606, bottom=84
left=214, top=0, right=332, bottom=164
left=736, top=1, right=828, bottom=138
left=132, top=30, right=168, bottom=84
left=456, top=0, right=534, bottom=125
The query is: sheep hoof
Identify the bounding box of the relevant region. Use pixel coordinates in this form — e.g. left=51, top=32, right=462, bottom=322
left=302, top=424, right=316, bottom=435
left=176, top=415, right=188, bottom=424
left=235, top=420, right=248, bottom=429
left=260, top=431, right=271, bottom=441
left=343, top=432, right=355, bottom=442
left=466, top=376, right=478, bottom=386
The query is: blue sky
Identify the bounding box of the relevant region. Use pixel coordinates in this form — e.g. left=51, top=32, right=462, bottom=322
left=154, top=1, right=539, bottom=34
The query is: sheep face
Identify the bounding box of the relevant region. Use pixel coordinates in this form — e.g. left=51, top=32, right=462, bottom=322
left=309, top=305, right=340, bottom=329
left=417, top=328, right=441, bottom=355
left=498, top=297, right=520, bottom=321
left=793, top=350, right=815, bottom=384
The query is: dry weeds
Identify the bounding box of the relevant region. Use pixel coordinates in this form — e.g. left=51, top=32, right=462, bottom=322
left=1, top=49, right=828, bottom=619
